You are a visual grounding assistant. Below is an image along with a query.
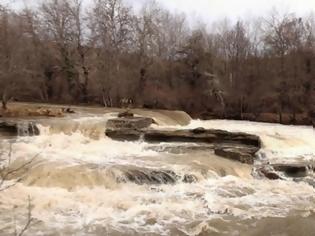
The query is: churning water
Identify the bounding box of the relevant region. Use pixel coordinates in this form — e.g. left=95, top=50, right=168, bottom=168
left=1, top=115, right=315, bottom=236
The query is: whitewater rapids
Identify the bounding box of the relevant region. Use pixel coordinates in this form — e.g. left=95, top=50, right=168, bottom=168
left=1, top=115, right=315, bottom=235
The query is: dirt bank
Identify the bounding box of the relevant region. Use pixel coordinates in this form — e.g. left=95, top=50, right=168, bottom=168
left=0, top=102, right=192, bottom=126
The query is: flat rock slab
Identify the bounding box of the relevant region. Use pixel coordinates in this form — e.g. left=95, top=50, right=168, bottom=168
left=105, top=126, right=261, bottom=164
left=106, top=127, right=261, bottom=147
left=106, top=127, right=261, bottom=149
left=143, top=128, right=261, bottom=147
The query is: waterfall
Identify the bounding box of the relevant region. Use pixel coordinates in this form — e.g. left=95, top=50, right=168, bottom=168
left=17, top=122, right=40, bottom=137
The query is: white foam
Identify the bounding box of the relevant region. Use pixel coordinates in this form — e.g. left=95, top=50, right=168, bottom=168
left=178, top=119, right=315, bottom=163
left=1, top=177, right=315, bottom=235
left=1, top=118, right=315, bottom=234
left=9, top=132, right=158, bottom=166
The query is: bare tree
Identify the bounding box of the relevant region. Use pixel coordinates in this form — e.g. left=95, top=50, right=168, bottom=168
left=133, top=1, right=163, bottom=102
left=263, top=10, right=309, bottom=122
left=39, top=0, right=79, bottom=102
left=0, top=1, right=315, bottom=122
left=0, top=5, right=37, bottom=110
left=0, top=5, right=13, bottom=110
left=68, top=0, right=92, bottom=103
left=91, top=0, right=134, bottom=107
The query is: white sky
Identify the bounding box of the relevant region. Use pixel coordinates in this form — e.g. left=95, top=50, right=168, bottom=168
left=3, top=0, right=315, bottom=23
left=134, top=0, right=315, bottom=23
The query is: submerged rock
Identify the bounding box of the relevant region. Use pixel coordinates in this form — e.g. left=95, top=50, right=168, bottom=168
left=183, top=174, right=198, bottom=183
left=118, top=169, right=199, bottom=185
left=118, top=169, right=179, bottom=185
left=255, top=166, right=282, bottom=180
left=271, top=164, right=309, bottom=178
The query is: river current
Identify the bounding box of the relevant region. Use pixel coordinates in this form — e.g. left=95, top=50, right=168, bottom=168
left=1, top=113, right=315, bottom=236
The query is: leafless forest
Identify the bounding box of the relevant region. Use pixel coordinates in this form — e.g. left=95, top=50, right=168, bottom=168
left=1, top=0, right=315, bottom=123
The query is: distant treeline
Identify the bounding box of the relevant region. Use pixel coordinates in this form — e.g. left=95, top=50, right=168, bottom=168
left=0, top=0, right=315, bottom=121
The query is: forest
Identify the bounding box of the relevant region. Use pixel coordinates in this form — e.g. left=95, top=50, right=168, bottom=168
left=0, top=0, right=315, bottom=124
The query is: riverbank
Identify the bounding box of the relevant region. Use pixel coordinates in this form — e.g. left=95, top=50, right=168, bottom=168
left=2, top=102, right=315, bottom=127
left=0, top=102, right=192, bottom=126
left=192, top=111, right=314, bottom=126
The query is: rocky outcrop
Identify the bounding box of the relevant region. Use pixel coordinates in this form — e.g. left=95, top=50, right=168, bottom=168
left=119, top=169, right=178, bottom=185
left=0, top=121, right=39, bottom=136
left=106, top=116, right=152, bottom=141
left=106, top=126, right=261, bottom=148
left=106, top=122, right=261, bottom=164
left=106, top=116, right=155, bottom=141
left=255, top=163, right=313, bottom=180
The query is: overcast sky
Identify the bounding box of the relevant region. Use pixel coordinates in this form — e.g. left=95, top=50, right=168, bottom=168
left=130, top=0, right=315, bottom=24
left=3, top=0, right=315, bottom=23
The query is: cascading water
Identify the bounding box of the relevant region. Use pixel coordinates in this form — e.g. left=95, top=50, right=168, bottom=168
left=1, top=116, right=315, bottom=235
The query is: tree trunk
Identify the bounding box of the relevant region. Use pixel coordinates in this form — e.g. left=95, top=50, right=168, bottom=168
left=78, top=44, right=89, bottom=103
left=80, top=68, right=89, bottom=103
left=240, top=96, right=244, bottom=120
left=2, top=100, right=7, bottom=110
left=2, top=92, right=8, bottom=110
left=279, top=107, right=283, bottom=124
left=102, top=88, right=107, bottom=107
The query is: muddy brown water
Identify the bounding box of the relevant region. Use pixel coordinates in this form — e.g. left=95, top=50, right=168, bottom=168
left=1, top=105, right=315, bottom=235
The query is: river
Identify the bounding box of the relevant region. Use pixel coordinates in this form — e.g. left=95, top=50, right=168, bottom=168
left=1, top=110, right=315, bottom=236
